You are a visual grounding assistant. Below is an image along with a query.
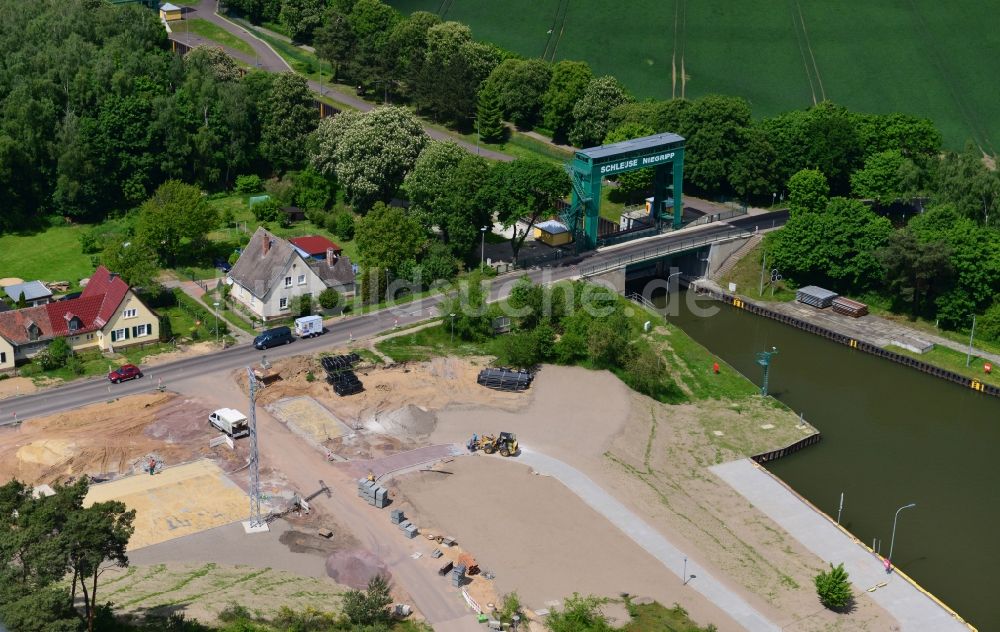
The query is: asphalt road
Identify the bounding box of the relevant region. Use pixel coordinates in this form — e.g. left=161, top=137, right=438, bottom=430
left=0, top=212, right=786, bottom=423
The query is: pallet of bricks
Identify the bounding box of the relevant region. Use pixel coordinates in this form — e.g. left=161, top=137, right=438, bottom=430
left=795, top=285, right=838, bottom=309
left=357, top=478, right=390, bottom=508
left=323, top=353, right=363, bottom=396
left=831, top=296, right=868, bottom=318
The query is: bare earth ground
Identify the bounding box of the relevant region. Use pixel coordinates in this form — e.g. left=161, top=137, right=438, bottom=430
left=4, top=351, right=896, bottom=629
left=418, top=365, right=895, bottom=631
left=0, top=376, right=36, bottom=400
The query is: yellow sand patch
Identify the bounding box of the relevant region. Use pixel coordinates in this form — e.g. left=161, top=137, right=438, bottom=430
left=269, top=396, right=353, bottom=442
left=16, top=439, right=76, bottom=465
left=85, top=459, right=248, bottom=550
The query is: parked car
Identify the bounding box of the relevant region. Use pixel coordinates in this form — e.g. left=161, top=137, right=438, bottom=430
left=213, top=258, right=232, bottom=272
left=108, top=364, right=142, bottom=383
left=253, top=326, right=293, bottom=350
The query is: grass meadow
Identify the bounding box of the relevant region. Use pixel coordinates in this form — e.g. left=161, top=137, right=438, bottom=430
left=388, top=0, right=1000, bottom=150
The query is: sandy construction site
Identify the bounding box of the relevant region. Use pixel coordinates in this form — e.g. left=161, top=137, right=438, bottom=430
left=3, top=349, right=898, bottom=630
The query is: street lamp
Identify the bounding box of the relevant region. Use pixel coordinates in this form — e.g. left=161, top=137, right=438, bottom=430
left=480, top=225, right=489, bottom=269
left=213, top=301, right=220, bottom=345
left=667, top=270, right=682, bottom=292
left=450, top=313, right=456, bottom=345
left=888, top=502, right=917, bottom=567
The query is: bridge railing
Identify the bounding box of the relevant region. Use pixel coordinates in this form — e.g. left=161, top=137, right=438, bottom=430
left=580, top=226, right=753, bottom=277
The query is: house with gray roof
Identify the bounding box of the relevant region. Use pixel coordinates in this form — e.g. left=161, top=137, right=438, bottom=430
left=2, top=281, right=52, bottom=307
left=227, top=227, right=355, bottom=322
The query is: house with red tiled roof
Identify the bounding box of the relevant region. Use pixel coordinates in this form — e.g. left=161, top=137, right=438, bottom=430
left=0, top=266, right=160, bottom=373
left=288, top=235, right=342, bottom=260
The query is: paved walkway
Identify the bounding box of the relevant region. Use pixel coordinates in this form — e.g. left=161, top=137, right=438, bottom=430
left=518, top=448, right=779, bottom=632
left=711, top=460, right=972, bottom=631
left=176, top=1, right=512, bottom=161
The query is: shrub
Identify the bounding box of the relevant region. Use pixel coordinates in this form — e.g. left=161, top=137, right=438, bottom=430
left=234, top=174, right=263, bottom=194
left=334, top=212, right=355, bottom=240
left=815, top=562, right=853, bottom=610
left=318, top=288, right=341, bottom=310
left=37, top=337, right=72, bottom=371
left=251, top=198, right=283, bottom=223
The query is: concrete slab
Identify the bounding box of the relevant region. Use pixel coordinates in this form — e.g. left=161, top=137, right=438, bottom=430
left=710, top=459, right=972, bottom=632
left=85, top=459, right=248, bottom=550
left=269, top=396, right=354, bottom=443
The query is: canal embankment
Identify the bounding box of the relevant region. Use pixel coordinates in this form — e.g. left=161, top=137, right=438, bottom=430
left=711, top=459, right=975, bottom=632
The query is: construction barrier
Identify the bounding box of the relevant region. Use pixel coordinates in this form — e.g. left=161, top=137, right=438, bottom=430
left=696, top=287, right=1000, bottom=399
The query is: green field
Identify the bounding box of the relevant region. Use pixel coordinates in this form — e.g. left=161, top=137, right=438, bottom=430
left=179, top=18, right=256, bottom=58
left=388, top=0, right=1000, bottom=150
left=0, top=223, right=94, bottom=286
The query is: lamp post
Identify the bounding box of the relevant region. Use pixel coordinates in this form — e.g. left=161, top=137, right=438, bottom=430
left=213, top=301, right=220, bottom=345
left=480, top=225, right=488, bottom=269
left=450, top=313, right=456, bottom=345
left=888, top=502, right=916, bottom=568
left=667, top=270, right=682, bottom=292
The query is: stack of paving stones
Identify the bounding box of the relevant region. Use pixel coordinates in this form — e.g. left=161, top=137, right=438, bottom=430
left=795, top=285, right=838, bottom=309
left=476, top=367, right=534, bottom=391
left=357, top=478, right=389, bottom=508
left=451, top=564, right=466, bottom=587
left=397, top=518, right=418, bottom=539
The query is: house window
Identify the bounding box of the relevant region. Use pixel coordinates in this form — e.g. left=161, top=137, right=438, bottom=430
left=110, top=327, right=128, bottom=342
left=279, top=297, right=288, bottom=310
left=132, top=324, right=150, bottom=338
left=0, top=352, right=5, bottom=364
left=297, top=274, right=306, bottom=285
left=122, top=308, right=137, bottom=319
left=284, top=276, right=292, bottom=288
left=87, top=334, right=94, bottom=340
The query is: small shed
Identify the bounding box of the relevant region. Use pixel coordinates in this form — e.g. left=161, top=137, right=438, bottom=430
left=282, top=206, right=306, bottom=222
left=2, top=280, right=53, bottom=307
left=159, top=2, right=183, bottom=21
left=534, top=220, right=572, bottom=247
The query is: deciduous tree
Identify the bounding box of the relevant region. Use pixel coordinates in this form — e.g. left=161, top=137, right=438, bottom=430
left=484, top=58, right=552, bottom=128
left=134, top=180, right=218, bottom=267
left=541, top=61, right=593, bottom=142
left=569, top=75, right=632, bottom=148
left=355, top=202, right=427, bottom=274
left=260, top=73, right=317, bottom=172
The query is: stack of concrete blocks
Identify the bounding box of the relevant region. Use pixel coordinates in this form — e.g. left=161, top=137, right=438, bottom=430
left=451, top=564, right=466, bottom=587
left=390, top=509, right=405, bottom=525
left=357, top=478, right=389, bottom=508
left=397, top=518, right=418, bottom=539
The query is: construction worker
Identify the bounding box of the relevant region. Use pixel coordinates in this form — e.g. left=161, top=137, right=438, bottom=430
left=467, top=433, right=478, bottom=452
left=367, top=471, right=376, bottom=483
left=148, top=457, right=156, bottom=476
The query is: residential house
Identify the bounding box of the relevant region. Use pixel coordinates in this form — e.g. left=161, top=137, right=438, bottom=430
left=2, top=281, right=53, bottom=307
left=0, top=267, right=160, bottom=373
left=228, top=228, right=355, bottom=323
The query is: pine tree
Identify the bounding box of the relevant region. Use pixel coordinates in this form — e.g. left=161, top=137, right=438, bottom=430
left=477, top=84, right=505, bottom=144
left=814, top=562, right=853, bottom=609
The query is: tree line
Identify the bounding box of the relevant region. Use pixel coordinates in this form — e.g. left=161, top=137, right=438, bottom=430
left=0, top=1, right=319, bottom=233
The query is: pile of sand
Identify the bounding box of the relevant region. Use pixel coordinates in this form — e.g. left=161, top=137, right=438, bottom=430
left=16, top=439, right=76, bottom=465
left=325, top=549, right=391, bottom=589
left=366, top=405, right=437, bottom=438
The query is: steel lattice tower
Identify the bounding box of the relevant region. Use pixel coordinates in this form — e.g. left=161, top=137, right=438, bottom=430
left=756, top=347, right=779, bottom=397
left=246, top=367, right=264, bottom=528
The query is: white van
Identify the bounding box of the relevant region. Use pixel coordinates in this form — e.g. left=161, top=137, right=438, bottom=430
left=295, top=315, right=324, bottom=338
left=208, top=408, right=250, bottom=438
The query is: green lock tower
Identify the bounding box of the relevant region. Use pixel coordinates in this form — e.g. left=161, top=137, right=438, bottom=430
left=562, top=132, right=685, bottom=250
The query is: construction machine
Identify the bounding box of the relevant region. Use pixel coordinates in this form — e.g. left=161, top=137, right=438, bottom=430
left=466, top=432, right=518, bottom=457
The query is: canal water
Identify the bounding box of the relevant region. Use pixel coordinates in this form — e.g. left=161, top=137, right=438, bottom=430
left=652, top=288, right=998, bottom=629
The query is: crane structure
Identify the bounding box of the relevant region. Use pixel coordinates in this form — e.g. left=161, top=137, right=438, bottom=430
left=244, top=367, right=267, bottom=531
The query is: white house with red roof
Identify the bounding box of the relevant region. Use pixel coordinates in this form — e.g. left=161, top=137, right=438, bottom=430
left=0, top=266, right=160, bottom=373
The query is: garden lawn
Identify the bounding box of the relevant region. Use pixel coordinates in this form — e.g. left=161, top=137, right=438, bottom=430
left=889, top=344, right=1000, bottom=391
left=0, top=224, right=94, bottom=286
left=387, top=0, right=1000, bottom=149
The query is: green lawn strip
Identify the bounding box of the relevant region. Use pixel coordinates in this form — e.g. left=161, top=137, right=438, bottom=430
left=121, top=563, right=218, bottom=607
left=180, top=19, right=256, bottom=58
left=375, top=321, right=499, bottom=363
left=720, top=242, right=797, bottom=302
left=889, top=344, right=1000, bottom=390
left=0, top=223, right=94, bottom=286
left=621, top=599, right=718, bottom=632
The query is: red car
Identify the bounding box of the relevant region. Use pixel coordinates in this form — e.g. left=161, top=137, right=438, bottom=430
left=108, top=364, right=142, bottom=384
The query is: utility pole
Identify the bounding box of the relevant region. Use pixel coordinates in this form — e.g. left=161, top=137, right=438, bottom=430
left=966, top=315, right=977, bottom=367
left=836, top=492, right=844, bottom=525
left=480, top=226, right=488, bottom=269
left=244, top=368, right=267, bottom=532
left=758, top=253, right=767, bottom=297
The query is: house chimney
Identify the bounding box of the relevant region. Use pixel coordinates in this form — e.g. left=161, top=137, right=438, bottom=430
left=263, top=236, right=270, bottom=256
left=326, top=247, right=336, bottom=267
